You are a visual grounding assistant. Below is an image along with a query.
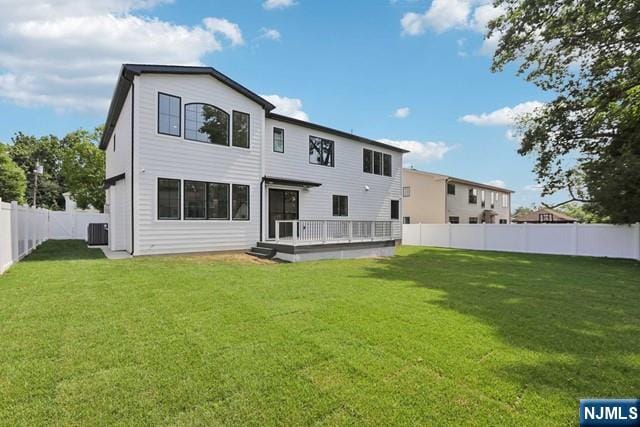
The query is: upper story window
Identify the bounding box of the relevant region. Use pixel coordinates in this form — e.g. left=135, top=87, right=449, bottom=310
left=391, top=200, right=399, bottom=220
left=383, top=154, right=392, bottom=177
left=232, top=111, right=250, bottom=148
left=403, top=186, right=411, bottom=197
left=113, top=135, right=116, bottom=152
left=502, top=194, right=508, bottom=208
left=363, top=149, right=373, bottom=173
left=158, top=93, right=181, bottom=137
left=490, top=192, right=495, bottom=209
left=363, top=148, right=392, bottom=177
left=373, top=152, right=382, bottom=175
left=309, top=136, right=334, bottom=167
left=468, top=188, right=478, bottom=204
left=481, top=190, right=486, bottom=208
left=332, top=195, right=348, bottom=217
left=185, top=103, right=229, bottom=145
left=273, top=127, right=284, bottom=153
left=447, top=183, right=456, bottom=195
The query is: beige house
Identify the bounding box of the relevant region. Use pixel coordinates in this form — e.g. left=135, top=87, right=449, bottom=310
left=402, top=168, right=514, bottom=224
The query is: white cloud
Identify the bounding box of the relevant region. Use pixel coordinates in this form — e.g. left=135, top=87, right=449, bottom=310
left=263, top=0, right=297, bottom=10
left=260, top=94, right=309, bottom=120
left=523, top=183, right=543, bottom=193
left=460, top=101, right=544, bottom=126
left=378, top=138, right=454, bottom=164
left=393, top=107, right=410, bottom=118
left=259, top=28, right=281, bottom=41
left=484, top=179, right=506, bottom=188
left=0, top=1, right=243, bottom=112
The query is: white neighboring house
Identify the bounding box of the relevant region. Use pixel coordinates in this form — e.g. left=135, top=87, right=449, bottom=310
left=101, top=64, right=407, bottom=261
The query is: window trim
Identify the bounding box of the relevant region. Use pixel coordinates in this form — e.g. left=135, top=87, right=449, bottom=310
left=332, top=195, right=348, bottom=217
left=184, top=102, right=230, bottom=146
left=273, top=127, right=285, bottom=153
left=308, top=135, right=335, bottom=167
left=232, top=184, right=250, bottom=221
left=231, top=110, right=250, bottom=149
left=390, top=200, right=400, bottom=220
left=157, top=92, right=181, bottom=137
left=157, top=177, right=181, bottom=220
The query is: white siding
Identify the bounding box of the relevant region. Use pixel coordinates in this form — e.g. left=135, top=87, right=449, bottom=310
left=133, top=74, right=264, bottom=255
left=264, top=119, right=403, bottom=239
left=446, top=182, right=511, bottom=224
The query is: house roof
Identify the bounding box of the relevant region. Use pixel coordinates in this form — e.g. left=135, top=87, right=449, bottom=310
left=403, top=168, right=515, bottom=193
left=100, top=64, right=409, bottom=154
left=513, top=208, right=578, bottom=223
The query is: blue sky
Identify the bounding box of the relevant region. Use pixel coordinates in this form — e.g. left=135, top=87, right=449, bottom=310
left=0, top=0, right=561, bottom=207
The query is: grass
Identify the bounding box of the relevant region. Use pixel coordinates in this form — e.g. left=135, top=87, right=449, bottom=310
left=1, top=240, right=639, bottom=426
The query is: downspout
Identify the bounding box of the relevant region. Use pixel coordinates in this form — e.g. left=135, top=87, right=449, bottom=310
left=444, top=178, right=448, bottom=224
left=123, top=71, right=135, bottom=255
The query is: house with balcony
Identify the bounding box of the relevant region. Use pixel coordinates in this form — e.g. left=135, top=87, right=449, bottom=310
left=402, top=168, right=513, bottom=224
left=100, top=64, right=406, bottom=261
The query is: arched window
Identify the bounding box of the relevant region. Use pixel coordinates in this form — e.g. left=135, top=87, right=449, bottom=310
left=184, top=103, right=229, bottom=145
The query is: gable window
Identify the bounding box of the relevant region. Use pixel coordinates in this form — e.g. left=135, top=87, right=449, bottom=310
left=469, top=217, right=479, bottom=224
left=158, top=93, right=181, bottom=137
left=157, top=178, right=181, bottom=220
left=403, top=216, right=411, bottom=224
left=332, top=195, right=348, bottom=217
left=449, top=216, right=459, bottom=224
left=185, top=103, right=229, bottom=145
left=273, top=127, right=284, bottom=153
left=468, top=188, right=478, bottom=204
left=373, top=151, right=382, bottom=175
left=403, top=186, right=411, bottom=197
left=232, top=184, right=250, bottom=220
left=309, top=136, right=334, bottom=167
left=363, top=149, right=373, bottom=173
left=232, top=111, right=250, bottom=148
left=391, top=200, right=399, bottom=220
left=184, top=180, right=207, bottom=219
left=207, top=183, right=230, bottom=220
left=383, top=154, right=392, bottom=177
left=447, top=183, right=456, bottom=195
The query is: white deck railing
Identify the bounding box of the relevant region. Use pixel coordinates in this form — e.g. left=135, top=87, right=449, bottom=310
left=274, top=220, right=393, bottom=245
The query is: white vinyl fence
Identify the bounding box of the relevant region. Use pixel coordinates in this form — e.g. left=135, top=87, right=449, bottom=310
left=403, top=223, right=640, bottom=261
left=0, top=198, right=108, bottom=274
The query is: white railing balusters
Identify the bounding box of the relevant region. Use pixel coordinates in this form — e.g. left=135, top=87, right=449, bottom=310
left=273, top=219, right=393, bottom=245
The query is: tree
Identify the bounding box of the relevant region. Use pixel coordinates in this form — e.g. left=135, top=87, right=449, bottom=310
left=0, top=143, right=27, bottom=203
left=8, top=133, right=67, bottom=209
left=557, top=202, right=607, bottom=223
left=489, top=0, right=640, bottom=223
left=61, top=127, right=105, bottom=211
left=512, top=205, right=535, bottom=218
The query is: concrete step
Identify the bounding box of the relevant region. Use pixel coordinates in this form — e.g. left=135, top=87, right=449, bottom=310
left=246, top=251, right=274, bottom=259
left=250, top=246, right=274, bottom=256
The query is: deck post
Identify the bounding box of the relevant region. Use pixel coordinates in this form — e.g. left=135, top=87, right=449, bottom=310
left=322, top=221, right=327, bottom=243
left=292, top=220, right=298, bottom=245
left=275, top=221, right=280, bottom=243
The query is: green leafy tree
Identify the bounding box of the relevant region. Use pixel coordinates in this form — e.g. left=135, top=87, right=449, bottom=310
left=61, top=127, right=105, bottom=211
left=0, top=143, right=27, bottom=203
left=512, top=205, right=535, bottom=218
left=489, top=0, right=640, bottom=223
left=557, top=202, right=607, bottom=223
left=8, top=133, right=66, bottom=209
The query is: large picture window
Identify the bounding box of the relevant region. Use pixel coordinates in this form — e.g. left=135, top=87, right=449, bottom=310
left=185, top=103, right=229, bottom=145
left=157, top=178, right=181, bottom=220
left=309, top=136, right=334, bottom=167
left=184, top=180, right=207, bottom=219
left=273, top=127, right=284, bottom=153
left=158, top=93, right=181, bottom=137
left=207, top=183, right=230, bottom=220
left=332, top=195, right=348, bottom=217
left=232, top=184, right=250, bottom=220
left=232, top=111, right=250, bottom=148
left=383, top=154, right=392, bottom=177
left=363, top=149, right=373, bottom=173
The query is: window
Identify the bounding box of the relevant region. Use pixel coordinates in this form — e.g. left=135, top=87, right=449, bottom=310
left=363, top=149, right=373, bottom=173
left=273, top=127, right=284, bottom=153
left=391, top=200, right=399, bottom=219
left=539, top=213, right=554, bottom=222
left=383, top=154, right=392, bottom=177
left=157, top=178, right=181, bottom=220
left=481, top=190, right=486, bottom=208
left=207, top=183, right=229, bottom=220
left=185, top=103, right=229, bottom=145
left=499, top=219, right=507, bottom=224
left=158, top=93, right=181, bottom=136
left=449, top=216, right=459, bottom=224
left=332, top=195, right=348, bottom=217
left=490, top=192, right=495, bottom=209
left=403, top=216, right=411, bottom=224
left=113, top=135, right=116, bottom=152
left=184, top=180, right=207, bottom=219
left=468, top=188, right=478, bottom=204
left=502, top=194, right=508, bottom=208
left=309, top=136, right=334, bottom=167
left=469, top=217, right=479, bottom=224
left=373, top=151, right=382, bottom=175
left=447, top=183, right=456, bottom=195
left=232, top=111, right=250, bottom=148
left=232, top=184, right=250, bottom=220
left=403, top=186, right=411, bottom=197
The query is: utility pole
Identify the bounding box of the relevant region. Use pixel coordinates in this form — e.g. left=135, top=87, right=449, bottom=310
left=32, top=161, right=43, bottom=208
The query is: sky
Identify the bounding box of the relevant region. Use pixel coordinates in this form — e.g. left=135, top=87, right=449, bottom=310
left=0, top=0, right=564, bottom=208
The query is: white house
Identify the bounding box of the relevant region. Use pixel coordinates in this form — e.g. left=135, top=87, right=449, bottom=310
left=100, top=64, right=407, bottom=261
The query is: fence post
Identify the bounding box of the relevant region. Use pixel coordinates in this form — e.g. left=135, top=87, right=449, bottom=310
left=572, top=222, right=579, bottom=256
left=10, top=201, right=18, bottom=262
left=419, top=222, right=422, bottom=246
left=523, top=223, right=529, bottom=253
left=448, top=223, right=452, bottom=248
left=634, top=223, right=640, bottom=261
left=482, top=223, right=487, bottom=250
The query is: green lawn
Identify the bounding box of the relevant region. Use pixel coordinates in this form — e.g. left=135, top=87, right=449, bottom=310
left=1, top=241, right=639, bottom=425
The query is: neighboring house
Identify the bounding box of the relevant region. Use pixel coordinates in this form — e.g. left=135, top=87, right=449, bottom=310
left=512, top=208, right=577, bottom=223
left=100, top=64, right=407, bottom=261
left=402, top=168, right=513, bottom=224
